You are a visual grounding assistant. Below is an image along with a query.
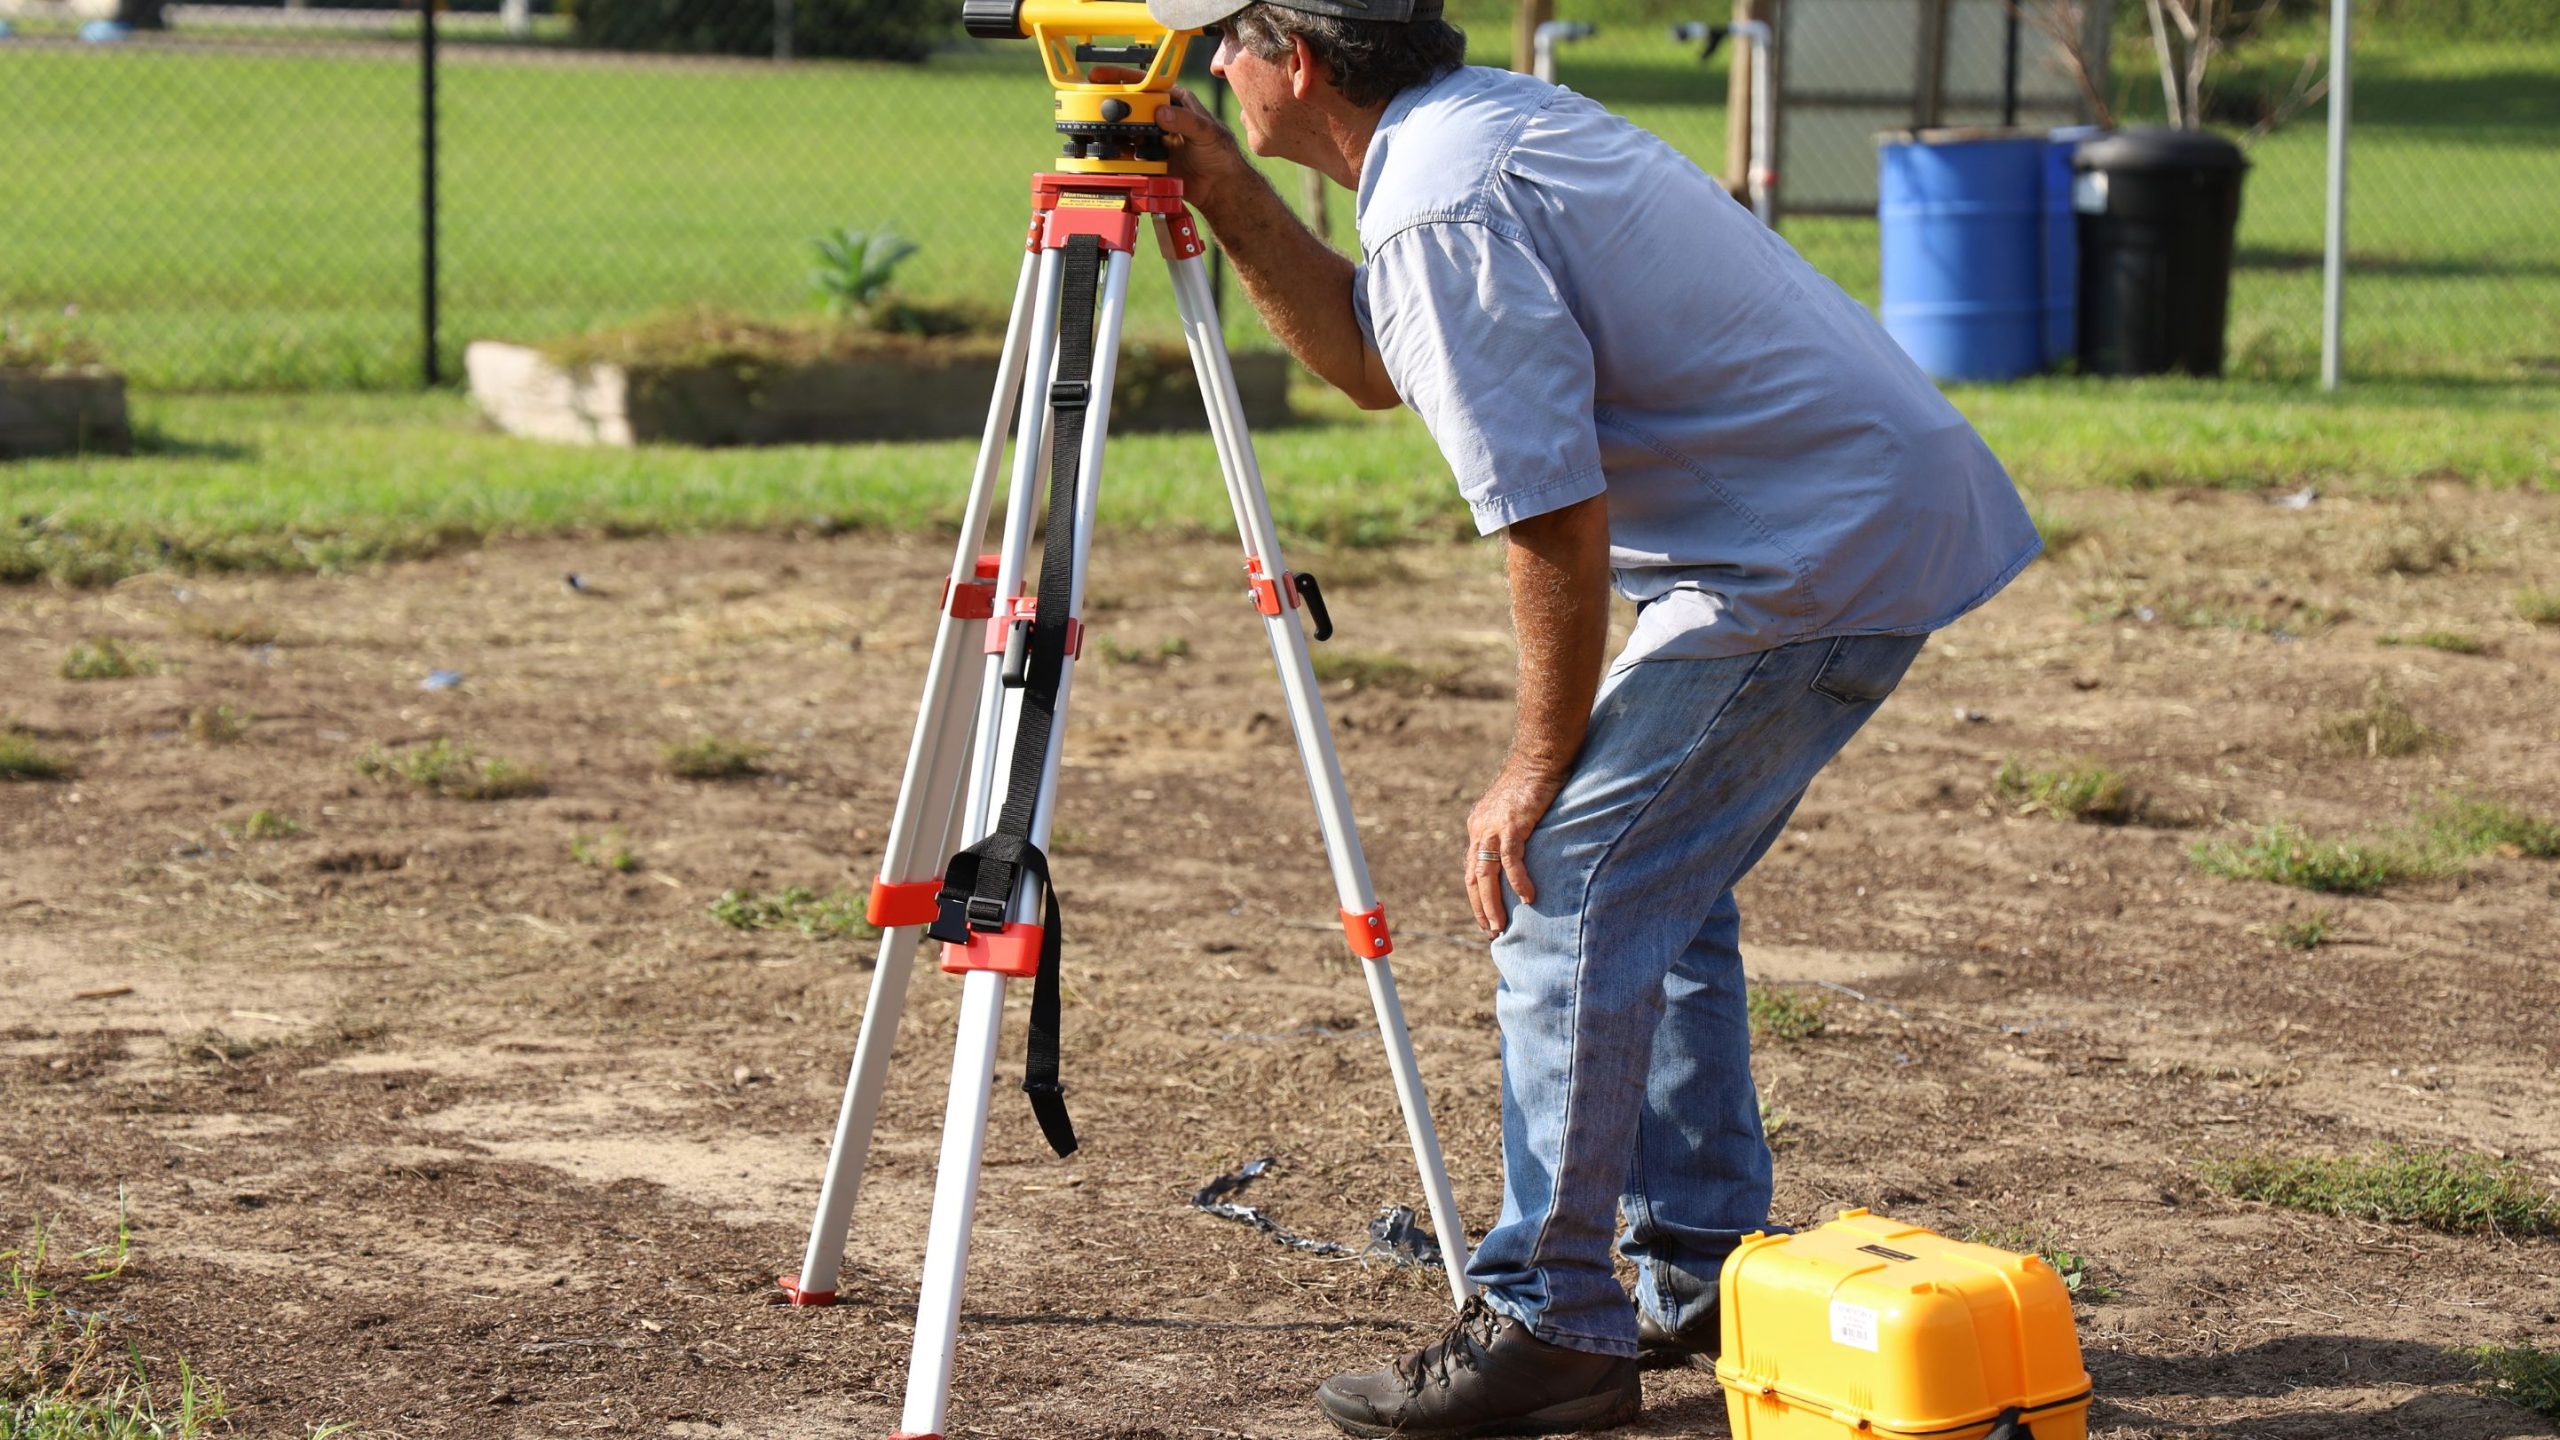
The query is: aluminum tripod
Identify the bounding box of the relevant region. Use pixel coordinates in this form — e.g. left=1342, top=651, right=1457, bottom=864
left=776, top=171, right=1473, bottom=1440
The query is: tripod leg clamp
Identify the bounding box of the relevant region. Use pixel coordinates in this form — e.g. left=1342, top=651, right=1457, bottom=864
left=940, top=921, right=1045, bottom=979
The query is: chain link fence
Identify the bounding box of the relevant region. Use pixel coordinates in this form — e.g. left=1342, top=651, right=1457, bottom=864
left=2, top=0, right=2552, bottom=391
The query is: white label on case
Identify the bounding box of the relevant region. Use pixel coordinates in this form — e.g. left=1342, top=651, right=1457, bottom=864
left=2072, top=170, right=2108, bottom=214
left=1829, top=1301, right=1880, bottom=1352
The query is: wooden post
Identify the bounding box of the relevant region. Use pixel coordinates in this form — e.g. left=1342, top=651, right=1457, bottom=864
left=1724, top=0, right=1760, bottom=197
left=1512, top=0, right=1554, bottom=76
left=1916, top=0, right=1953, bottom=130
left=1301, top=169, right=1330, bottom=248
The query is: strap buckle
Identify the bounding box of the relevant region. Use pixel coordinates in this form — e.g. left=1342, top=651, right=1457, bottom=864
left=964, top=894, right=1010, bottom=932
left=1049, top=378, right=1090, bottom=410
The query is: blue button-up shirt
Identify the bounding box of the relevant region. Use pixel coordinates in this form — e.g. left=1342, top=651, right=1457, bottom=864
left=1349, top=65, right=2040, bottom=664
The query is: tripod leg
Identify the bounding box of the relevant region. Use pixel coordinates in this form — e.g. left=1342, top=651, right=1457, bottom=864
left=780, top=252, right=1044, bottom=1306
left=1159, top=227, right=1476, bottom=1308
left=894, top=242, right=1137, bottom=1440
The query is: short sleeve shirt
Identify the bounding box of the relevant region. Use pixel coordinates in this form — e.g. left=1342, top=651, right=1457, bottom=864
left=1350, top=66, right=2042, bottom=665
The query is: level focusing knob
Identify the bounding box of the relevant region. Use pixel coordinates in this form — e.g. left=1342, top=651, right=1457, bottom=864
left=1100, top=98, right=1131, bottom=122
left=961, top=0, right=1023, bottom=40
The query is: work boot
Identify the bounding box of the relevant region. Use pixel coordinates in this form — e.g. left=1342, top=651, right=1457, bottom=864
left=1634, top=1306, right=1720, bottom=1370
left=1315, top=1296, right=1641, bottom=1437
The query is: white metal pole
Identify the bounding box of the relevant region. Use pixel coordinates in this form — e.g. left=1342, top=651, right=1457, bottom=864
left=2321, top=0, right=2351, bottom=391
left=1164, top=238, right=1475, bottom=1307
left=896, top=968, right=1008, bottom=1440
left=781, top=252, right=1039, bottom=1306
left=1730, top=19, right=1775, bottom=227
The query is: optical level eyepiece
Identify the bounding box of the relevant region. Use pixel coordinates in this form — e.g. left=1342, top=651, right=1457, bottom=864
left=963, top=0, right=1025, bottom=39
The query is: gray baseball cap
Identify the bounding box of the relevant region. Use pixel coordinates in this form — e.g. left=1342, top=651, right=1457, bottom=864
left=1147, top=0, right=1442, bottom=34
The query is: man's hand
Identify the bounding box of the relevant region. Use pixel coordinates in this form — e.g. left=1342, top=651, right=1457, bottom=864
left=1467, top=761, right=1566, bottom=938
left=1155, top=86, right=1253, bottom=214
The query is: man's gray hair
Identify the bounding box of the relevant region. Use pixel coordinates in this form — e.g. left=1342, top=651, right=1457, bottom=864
left=1224, top=2, right=1467, bottom=109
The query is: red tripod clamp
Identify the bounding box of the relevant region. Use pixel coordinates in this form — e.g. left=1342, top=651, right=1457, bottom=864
left=1028, top=173, right=1203, bottom=259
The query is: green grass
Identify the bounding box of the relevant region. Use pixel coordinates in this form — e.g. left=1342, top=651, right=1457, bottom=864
left=5, top=1210, right=235, bottom=1440
left=1746, top=985, right=1828, bottom=1041
left=2319, top=684, right=2443, bottom=758
left=708, top=885, right=877, bottom=941
left=2201, top=1146, right=2560, bottom=1236
left=355, top=737, right=544, bottom=800
left=227, top=808, right=302, bottom=841
left=182, top=704, right=251, bottom=746
left=1960, top=1224, right=2116, bottom=1303
left=2520, top=590, right=2560, bottom=626
left=2408, top=792, right=2560, bottom=860
left=2192, top=823, right=2413, bottom=894
left=2377, top=630, right=2487, bottom=655
left=1992, top=759, right=2142, bottom=824
left=570, top=830, right=639, bottom=872
left=662, top=736, right=764, bottom=781
left=58, top=639, right=159, bottom=681
left=2472, top=1345, right=2560, bottom=1424
left=0, top=732, right=73, bottom=783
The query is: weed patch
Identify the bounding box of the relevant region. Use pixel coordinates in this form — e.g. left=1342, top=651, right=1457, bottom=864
left=2273, top=908, right=2338, bottom=951
left=2377, top=630, right=2486, bottom=655
left=183, top=704, right=250, bottom=746
left=170, top=607, right=279, bottom=647
left=1096, top=633, right=1192, bottom=667
left=2412, top=792, right=2560, bottom=861
left=2472, top=1345, right=2560, bottom=1424
left=2520, top=590, right=2560, bottom=627
left=2319, top=683, right=2441, bottom=758
left=1747, top=986, right=1828, bottom=1041
left=58, top=638, right=159, bottom=681
left=571, top=830, right=639, bottom=873
left=2201, top=1146, right=2560, bottom=1236
left=708, top=886, right=876, bottom=942
left=2192, top=824, right=2414, bottom=894
left=2364, top=519, right=2473, bottom=577
left=663, top=736, right=763, bottom=781
left=356, top=738, right=544, bottom=800
left=1960, top=1224, right=2116, bottom=1302
left=0, top=731, right=71, bottom=782
left=1993, top=759, right=2142, bottom=824
left=227, top=809, right=301, bottom=841
left=1310, top=650, right=1487, bottom=697
left=3, top=1210, right=233, bottom=1440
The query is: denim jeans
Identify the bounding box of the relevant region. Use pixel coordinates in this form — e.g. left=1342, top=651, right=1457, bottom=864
left=1465, top=632, right=1927, bottom=1356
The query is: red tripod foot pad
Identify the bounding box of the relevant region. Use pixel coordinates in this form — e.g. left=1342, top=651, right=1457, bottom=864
left=1342, top=905, right=1394, bottom=959
left=868, top=877, right=943, bottom=929
left=941, top=921, right=1044, bottom=979
left=774, top=1274, right=838, bottom=1306
left=887, top=1433, right=942, bottom=1439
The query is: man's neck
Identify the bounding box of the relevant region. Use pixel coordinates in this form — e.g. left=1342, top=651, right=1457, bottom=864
left=1301, top=100, right=1388, bottom=192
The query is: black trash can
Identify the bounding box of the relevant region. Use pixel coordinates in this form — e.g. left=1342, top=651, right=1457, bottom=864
left=2072, top=128, right=2249, bottom=377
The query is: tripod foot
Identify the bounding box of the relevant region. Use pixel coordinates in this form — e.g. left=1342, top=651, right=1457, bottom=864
left=887, top=1433, right=941, bottom=1439
left=775, top=1274, right=839, bottom=1307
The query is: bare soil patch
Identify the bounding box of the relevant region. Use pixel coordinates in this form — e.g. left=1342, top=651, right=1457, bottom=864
left=4, top=485, right=2557, bottom=1438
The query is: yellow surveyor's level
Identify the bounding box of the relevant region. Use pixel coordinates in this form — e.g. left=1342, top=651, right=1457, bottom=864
left=962, top=0, right=1199, bottom=174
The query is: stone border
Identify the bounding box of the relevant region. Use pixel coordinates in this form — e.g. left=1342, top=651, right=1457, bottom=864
left=0, top=367, right=133, bottom=460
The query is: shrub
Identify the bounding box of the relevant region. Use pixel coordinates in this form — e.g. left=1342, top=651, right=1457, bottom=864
left=567, top=0, right=955, bottom=62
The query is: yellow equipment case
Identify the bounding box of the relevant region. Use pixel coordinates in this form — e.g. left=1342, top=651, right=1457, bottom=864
left=1716, top=1210, right=2092, bottom=1440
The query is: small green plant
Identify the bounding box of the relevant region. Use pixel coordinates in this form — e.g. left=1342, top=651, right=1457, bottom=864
left=171, top=608, right=279, bottom=647
left=1747, top=985, right=1828, bottom=1041
left=1096, top=634, right=1193, bottom=667
left=2519, top=590, right=2560, bottom=627
left=663, top=736, right=764, bottom=781
left=0, top=730, right=71, bottom=782
left=184, top=703, right=251, bottom=745
left=1960, top=1224, right=2115, bottom=1302
left=2377, top=630, right=2486, bottom=656
left=2191, top=823, right=2408, bottom=895
left=812, top=227, right=918, bottom=320
left=708, top=885, right=876, bottom=941
left=571, top=829, right=639, bottom=873
left=355, top=738, right=544, bottom=800
left=2472, top=1344, right=2560, bottom=1423
left=2319, top=683, right=2440, bottom=759
left=1310, top=649, right=1480, bottom=696
left=0, top=312, right=103, bottom=372
left=2201, top=1146, right=2560, bottom=1236
left=1992, top=759, right=2141, bottom=824
left=59, top=638, right=158, bottom=681
left=2273, top=908, right=2337, bottom=951
left=229, top=808, right=301, bottom=841
left=2412, top=792, right=2560, bottom=861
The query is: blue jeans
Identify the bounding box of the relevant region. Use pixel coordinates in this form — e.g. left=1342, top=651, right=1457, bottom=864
left=1466, top=632, right=1927, bottom=1356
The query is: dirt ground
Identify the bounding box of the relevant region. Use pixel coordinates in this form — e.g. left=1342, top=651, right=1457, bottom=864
left=4, top=482, right=2558, bottom=1439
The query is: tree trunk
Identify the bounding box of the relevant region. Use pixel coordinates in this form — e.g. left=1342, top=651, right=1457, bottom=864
left=1512, top=0, right=1554, bottom=76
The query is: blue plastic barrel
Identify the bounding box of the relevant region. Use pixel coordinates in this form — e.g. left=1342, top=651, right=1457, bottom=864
left=1879, top=133, right=2046, bottom=382
left=2042, top=126, right=2100, bottom=367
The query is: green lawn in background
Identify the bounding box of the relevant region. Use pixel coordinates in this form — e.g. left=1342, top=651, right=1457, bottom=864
left=3, top=22, right=2555, bottom=388
left=5, top=375, right=2552, bottom=586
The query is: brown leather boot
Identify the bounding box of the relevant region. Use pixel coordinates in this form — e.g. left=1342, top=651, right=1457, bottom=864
left=1634, top=1306, right=1720, bottom=1370
left=1315, top=1297, right=1641, bottom=1438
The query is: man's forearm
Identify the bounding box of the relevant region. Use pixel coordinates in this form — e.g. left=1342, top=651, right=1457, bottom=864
left=1191, top=171, right=1394, bottom=408
left=1502, top=497, right=1614, bottom=782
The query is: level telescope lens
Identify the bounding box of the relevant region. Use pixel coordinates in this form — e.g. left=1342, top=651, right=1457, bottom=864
left=962, top=0, right=1025, bottom=40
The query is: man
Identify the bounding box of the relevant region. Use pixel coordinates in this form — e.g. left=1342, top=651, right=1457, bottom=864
left=1140, top=1, right=2039, bottom=1433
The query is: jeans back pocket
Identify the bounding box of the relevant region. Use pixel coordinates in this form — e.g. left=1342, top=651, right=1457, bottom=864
left=1809, top=634, right=1925, bottom=706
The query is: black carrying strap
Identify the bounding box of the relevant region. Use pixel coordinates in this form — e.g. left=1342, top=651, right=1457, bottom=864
left=925, top=233, right=1102, bottom=1160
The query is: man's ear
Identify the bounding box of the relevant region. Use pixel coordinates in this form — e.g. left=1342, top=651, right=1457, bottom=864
left=1285, top=31, right=1328, bottom=99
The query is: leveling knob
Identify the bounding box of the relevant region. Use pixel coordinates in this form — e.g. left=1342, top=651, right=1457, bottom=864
left=962, top=0, right=1022, bottom=40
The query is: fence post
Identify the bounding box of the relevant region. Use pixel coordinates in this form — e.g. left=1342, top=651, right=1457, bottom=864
left=2320, top=0, right=2350, bottom=390
left=421, top=0, right=440, bottom=386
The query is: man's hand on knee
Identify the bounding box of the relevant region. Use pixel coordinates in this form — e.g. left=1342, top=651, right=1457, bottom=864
left=1467, top=763, right=1563, bottom=937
